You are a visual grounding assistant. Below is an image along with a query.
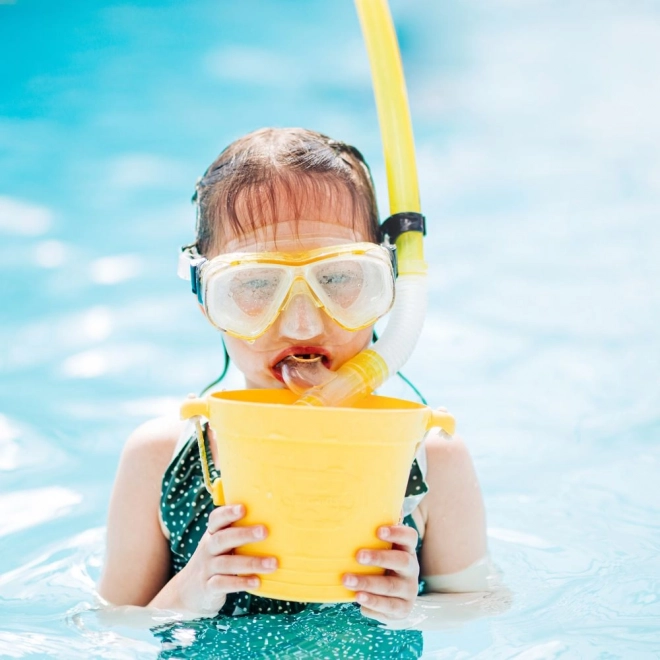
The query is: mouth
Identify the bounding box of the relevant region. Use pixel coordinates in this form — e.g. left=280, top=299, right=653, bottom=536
left=271, top=347, right=332, bottom=383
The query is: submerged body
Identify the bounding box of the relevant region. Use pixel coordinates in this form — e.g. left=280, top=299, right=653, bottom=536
left=99, top=129, right=489, bottom=627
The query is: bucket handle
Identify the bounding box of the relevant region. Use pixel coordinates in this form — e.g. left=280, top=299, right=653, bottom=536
left=426, top=409, right=456, bottom=437
left=180, top=397, right=225, bottom=506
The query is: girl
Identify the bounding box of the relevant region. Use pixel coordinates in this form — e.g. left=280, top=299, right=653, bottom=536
left=98, top=127, right=488, bottom=625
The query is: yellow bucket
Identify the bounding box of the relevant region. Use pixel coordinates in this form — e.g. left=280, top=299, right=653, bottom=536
left=181, top=389, right=455, bottom=602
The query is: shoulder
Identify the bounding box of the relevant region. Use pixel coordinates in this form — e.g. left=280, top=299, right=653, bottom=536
left=419, top=431, right=481, bottom=523
left=414, top=432, right=475, bottom=534
left=117, top=416, right=187, bottom=480
left=107, top=416, right=188, bottom=533
left=126, top=415, right=185, bottom=449
left=424, top=431, right=475, bottom=477
left=422, top=430, right=483, bottom=505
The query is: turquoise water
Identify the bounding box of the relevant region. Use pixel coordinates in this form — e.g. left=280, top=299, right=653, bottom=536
left=1, top=0, right=659, bottom=657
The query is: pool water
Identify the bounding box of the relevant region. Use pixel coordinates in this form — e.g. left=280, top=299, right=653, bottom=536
left=1, top=0, right=659, bottom=658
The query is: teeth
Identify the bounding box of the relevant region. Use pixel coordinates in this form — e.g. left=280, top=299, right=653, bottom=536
left=275, top=354, right=324, bottom=371
left=291, top=354, right=322, bottom=362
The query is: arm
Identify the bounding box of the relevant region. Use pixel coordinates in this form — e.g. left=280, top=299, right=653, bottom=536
left=413, top=433, right=511, bottom=628
left=98, top=418, right=279, bottom=618
left=419, top=432, right=488, bottom=581
left=98, top=417, right=182, bottom=606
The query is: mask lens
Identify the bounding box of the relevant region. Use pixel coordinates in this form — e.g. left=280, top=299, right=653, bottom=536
left=206, top=264, right=290, bottom=337
left=308, top=252, right=394, bottom=329
left=229, top=268, right=285, bottom=316
left=314, top=260, right=364, bottom=309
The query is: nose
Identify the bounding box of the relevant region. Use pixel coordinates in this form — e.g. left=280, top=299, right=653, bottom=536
left=278, top=284, right=325, bottom=341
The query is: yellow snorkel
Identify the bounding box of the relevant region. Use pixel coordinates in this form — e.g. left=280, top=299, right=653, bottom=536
left=293, top=0, right=427, bottom=406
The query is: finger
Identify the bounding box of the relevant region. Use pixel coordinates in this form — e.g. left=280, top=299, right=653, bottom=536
left=210, top=554, right=278, bottom=576
left=343, top=573, right=415, bottom=600
left=207, top=574, right=261, bottom=594
left=207, top=504, right=245, bottom=534
left=208, top=524, right=268, bottom=555
left=355, top=548, right=418, bottom=578
left=376, top=525, right=418, bottom=554
left=355, top=592, right=412, bottom=620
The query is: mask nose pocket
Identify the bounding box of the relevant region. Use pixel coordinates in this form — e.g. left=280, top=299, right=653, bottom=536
left=278, top=280, right=324, bottom=340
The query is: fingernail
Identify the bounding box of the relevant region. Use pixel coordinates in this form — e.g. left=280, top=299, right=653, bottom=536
left=356, top=593, right=369, bottom=604
left=357, top=551, right=371, bottom=565
left=248, top=578, right=260, bottom=588
left=378, top=527, right=390, bottom=540
left=253, top=526, right=266, bottom=539
left=262, top=557, right=277, bottom=570
left=232, top=504, right=244, bottom=517
left=343, top=575, right=358, bottom=588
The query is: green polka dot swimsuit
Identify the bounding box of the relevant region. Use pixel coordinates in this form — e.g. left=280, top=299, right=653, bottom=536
left=160, top=423, right=430, bottom=618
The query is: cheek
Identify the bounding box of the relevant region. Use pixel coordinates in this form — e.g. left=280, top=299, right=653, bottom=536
left=353, top=327, right=373, bottom=349
left=222, top=335, right=258, bottom=374
left=223, top=331, right=281, bottom=387
left=334, top=326, right=373, bottom=359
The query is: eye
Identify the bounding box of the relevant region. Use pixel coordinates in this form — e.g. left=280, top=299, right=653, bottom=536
left=314, top=261, right=364, bottom=308
left=228, top=269, right=283, bottom=315
left=318, top=272, right=354, bottom=286
left=242, top=278, right=276, bottom=292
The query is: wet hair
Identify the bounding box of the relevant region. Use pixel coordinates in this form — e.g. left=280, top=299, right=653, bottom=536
left=192, top=127, right=380, bottom=256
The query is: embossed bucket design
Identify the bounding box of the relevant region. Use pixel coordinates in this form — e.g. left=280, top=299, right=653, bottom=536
left=181, top=389, right=454, bottom=602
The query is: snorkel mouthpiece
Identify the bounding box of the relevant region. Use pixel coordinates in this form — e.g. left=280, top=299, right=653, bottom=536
left=280, top=355, right=334, bottom=395
left=293, top=0, right=427, bottom=406
left=281, top=351, right=389, bottom=406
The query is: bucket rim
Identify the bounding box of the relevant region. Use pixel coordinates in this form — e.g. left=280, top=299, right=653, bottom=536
left=207, top=388, right=430, bottom=414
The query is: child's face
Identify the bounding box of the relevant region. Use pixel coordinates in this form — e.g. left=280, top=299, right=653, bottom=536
left=209, top=188, right=375, bottom=389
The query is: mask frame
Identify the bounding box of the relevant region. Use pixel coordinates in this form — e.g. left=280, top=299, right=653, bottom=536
left=178, top=241, right=398, bottom=340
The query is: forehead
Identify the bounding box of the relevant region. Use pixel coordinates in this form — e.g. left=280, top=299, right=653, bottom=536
left=213, top=176, right=373, bottom=255
left=222, top=220, right=367, bottom=253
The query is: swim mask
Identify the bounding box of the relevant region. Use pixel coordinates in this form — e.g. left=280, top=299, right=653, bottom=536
left=178, top=242, right=397, bottom=340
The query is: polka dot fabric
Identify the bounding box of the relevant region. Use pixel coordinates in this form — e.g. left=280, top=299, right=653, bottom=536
left=160, top=426, right=429, bottom=617
left=153, top=601, right=423, bottom=658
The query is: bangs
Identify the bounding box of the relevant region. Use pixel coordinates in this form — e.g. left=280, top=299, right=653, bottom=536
left=203, top=170, right=378, bottom=254
left=193, top=128, right=380, bottom=256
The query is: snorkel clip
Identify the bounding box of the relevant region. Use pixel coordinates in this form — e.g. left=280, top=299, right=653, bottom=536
left=379, top=211, right=426, bottom=244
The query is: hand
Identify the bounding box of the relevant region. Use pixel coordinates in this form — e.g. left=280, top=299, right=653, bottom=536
left=152, top=504, right=277, bottom=618
left=342, top=524, right=420, bottom=622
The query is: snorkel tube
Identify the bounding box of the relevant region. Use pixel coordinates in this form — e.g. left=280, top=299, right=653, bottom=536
left=290, top=0, right=427, bottom=407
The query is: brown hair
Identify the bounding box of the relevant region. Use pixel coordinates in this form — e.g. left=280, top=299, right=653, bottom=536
left=193, top=127, right=380, bottom=255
